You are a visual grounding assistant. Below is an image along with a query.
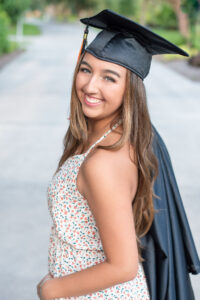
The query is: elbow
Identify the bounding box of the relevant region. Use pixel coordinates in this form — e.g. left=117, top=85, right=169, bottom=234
left=124, top=263, right=139, bottom=281
left=116, top=262, right=139, bottom=282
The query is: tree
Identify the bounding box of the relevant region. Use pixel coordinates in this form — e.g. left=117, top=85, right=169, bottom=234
left=181, top=0, right=200, bottom=47
left=0, top=8, right=10, bottom=54
left=99, top=0, right=119, bottom=12
left=138, top=0, right=152, bottom=25
left=46, top=0, right=98, bottom=15
left=29, top=0, right=46, bottom=11
left=117, top=0, right=139, bottom=17
left=69, top=0, right=97, bottom=14
left=0, top=0, right=30, bottom=23
left=167, top=0, right=190, bottom=38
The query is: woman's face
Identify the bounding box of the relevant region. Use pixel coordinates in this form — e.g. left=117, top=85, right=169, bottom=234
left=75, top=52, right=127, bottom=121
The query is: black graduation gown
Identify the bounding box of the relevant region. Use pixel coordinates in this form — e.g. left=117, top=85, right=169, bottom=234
left=141, top=125, right=200, bottom=300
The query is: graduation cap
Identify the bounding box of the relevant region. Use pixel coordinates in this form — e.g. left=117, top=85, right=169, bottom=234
left=79, top=9, right=189, bottom=80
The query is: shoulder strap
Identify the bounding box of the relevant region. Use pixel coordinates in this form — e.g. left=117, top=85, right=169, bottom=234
left=84, top=118, right=122, bottom=157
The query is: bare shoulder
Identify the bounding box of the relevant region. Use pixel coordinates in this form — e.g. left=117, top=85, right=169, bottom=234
left=79, top=142, right=139, bottom=277
left=82, top=141, right=138, bottom=203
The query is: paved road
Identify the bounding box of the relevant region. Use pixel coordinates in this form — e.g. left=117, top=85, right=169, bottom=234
left=0, top=21, right=199, bottom=299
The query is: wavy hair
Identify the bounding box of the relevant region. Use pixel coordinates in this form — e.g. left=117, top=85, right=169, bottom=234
left=55, top=53, right=159, bottom=261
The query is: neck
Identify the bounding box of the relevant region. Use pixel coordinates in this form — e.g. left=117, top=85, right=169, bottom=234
left=87, top=115, right=121, bottom=137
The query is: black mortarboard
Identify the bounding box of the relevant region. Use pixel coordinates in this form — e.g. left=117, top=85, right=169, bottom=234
left=80, top=9, right=189, bottom=80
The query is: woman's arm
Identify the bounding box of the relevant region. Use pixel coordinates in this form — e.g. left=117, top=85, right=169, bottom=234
left=43, top=260, right=135, bottom=299
left=42, top=148, right=139, bottom=299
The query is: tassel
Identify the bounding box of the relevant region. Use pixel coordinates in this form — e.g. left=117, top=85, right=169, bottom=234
left=77, top=25, right=89, bottom=63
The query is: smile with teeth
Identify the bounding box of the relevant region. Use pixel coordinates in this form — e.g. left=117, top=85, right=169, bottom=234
left=85, top=95, right=103, bottom=103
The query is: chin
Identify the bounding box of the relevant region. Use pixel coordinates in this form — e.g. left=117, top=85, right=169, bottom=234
left=82, top=111, right=104, bottom=121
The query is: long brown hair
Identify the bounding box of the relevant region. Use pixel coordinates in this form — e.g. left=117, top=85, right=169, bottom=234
left=55, top=53, right=159, bottom=261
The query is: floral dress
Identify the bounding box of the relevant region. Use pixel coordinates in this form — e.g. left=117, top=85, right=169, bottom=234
left=47, top=119, right=150, bottom=299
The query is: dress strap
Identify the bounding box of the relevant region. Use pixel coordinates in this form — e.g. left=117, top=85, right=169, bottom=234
left=84, top=118, right=122, bottom=157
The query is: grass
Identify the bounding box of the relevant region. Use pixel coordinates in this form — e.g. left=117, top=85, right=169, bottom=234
left=152, top=27, right=200, bottom=60
left=0, top=23, right=40, bottom=57
left=7, top=40, right=20, bottom=53
left=152, top=28, right=186, bottom=45
left=8, top=23, right=41, bottom=35
left=55, top=14, right=78, bottom=23
left=0, top=40, right=21, bottom=58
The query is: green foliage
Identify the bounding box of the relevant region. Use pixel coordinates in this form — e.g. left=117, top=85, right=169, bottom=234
left=181, top=0, right=200, bottom=48
left=151, top=28, right=198, bottom=60
left=98, top=0, right=119, bottom=12
left=29, top=0, right=46, bottom=11
left=0, top=8, right=10, bottom=55
left=45, top=0, right=140, bottom=18
left=117, top=0, right=138, bottom=17
left=181, top=0, right=199, bottom=18
left=7, top=40, right=20, bottom=54
left=152, top=28, right=186, bottom=46
left=96, top=0, right=140, bottom=18
left=8, top=23, right=41, bottom=35
left=23, top=23, right=41, bottom=35
left=61, top=0, right=97, bottom=14
left=146, top=1, right=177, bottom=29
left=0, top=0, right=30, bottom=23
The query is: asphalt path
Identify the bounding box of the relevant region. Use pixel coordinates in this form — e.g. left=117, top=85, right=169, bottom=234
left=0, top=21, right=199, bottom=299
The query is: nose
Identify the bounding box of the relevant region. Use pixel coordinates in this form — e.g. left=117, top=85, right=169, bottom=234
left=83, top=74, right=100, bottom=95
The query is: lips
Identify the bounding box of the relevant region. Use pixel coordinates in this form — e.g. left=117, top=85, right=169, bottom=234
left=84, top=95, right=104, bottom=106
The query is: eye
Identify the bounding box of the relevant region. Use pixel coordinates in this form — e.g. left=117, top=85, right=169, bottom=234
left=104, top=76, right=116, bottom=83
left=79, top=67, right=91, bottom=74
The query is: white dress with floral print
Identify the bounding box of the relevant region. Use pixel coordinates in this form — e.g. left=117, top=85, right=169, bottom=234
left=47, top=119, right=150, bottom=299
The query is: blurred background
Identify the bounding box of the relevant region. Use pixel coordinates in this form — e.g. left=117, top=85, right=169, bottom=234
left=1, top=0, right=200, bottom=64
left=0, top=0, right=200, bottom=299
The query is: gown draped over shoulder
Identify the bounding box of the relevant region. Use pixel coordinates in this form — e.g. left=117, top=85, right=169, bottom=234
left=47, top=119, right=150, bottom=299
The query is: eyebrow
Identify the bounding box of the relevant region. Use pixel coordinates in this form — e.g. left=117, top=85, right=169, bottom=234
left=80, top=60, right=121, bottom=78
left=103, top=69, right=120, bottom=78
left=80, top=61, right=91, bottom=68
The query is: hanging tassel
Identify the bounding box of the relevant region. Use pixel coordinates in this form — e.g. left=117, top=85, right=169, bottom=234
left=77, top=25, right=89, bottom=63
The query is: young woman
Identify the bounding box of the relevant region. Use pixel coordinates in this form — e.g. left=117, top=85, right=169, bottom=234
left=37, top=9, right=200, bottom=300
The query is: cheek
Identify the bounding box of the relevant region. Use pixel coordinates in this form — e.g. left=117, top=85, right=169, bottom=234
left=109, top=85, right=125, bottom=105
left=75, top=73, right=87, bottom=92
